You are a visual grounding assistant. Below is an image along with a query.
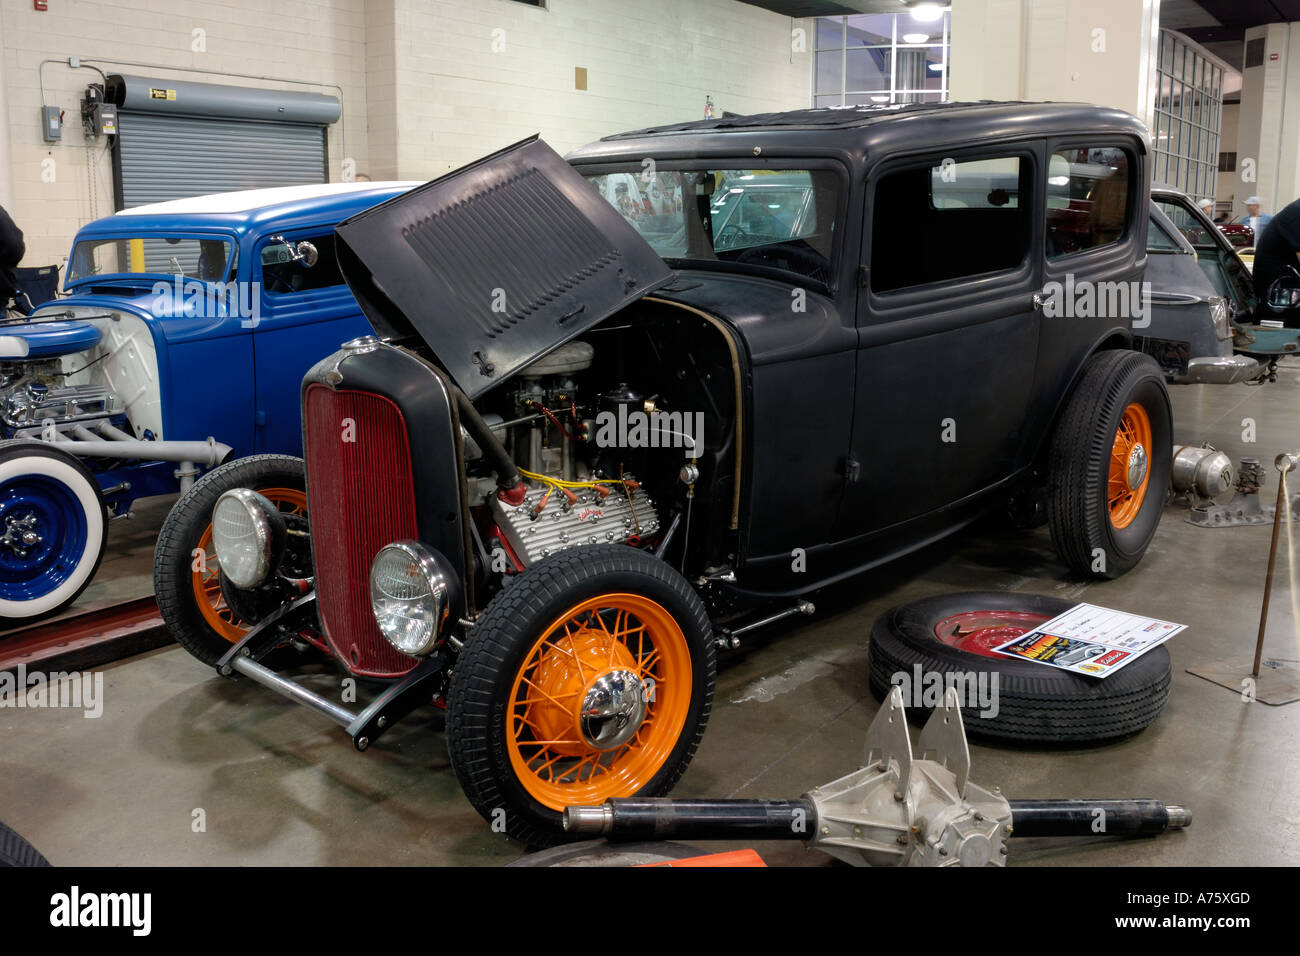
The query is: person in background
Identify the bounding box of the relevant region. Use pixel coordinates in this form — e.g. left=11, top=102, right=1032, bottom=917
left=1242, top=196, right=1272, bottom=237
left=1251, top=196, right=1300, bottom=327
left=1197, top=198, right=1215, bottom=220
left=0, top=205, right=25, bottom=313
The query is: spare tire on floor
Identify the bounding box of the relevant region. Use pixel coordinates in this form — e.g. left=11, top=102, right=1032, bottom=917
left=868, top=591, right=1172, bottom=744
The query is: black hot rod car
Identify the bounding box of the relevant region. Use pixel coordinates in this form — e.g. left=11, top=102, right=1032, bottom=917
left=154, top=102, right=1172, bottom=845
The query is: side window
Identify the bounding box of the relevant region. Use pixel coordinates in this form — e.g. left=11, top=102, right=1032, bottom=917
left=1147, top=217, right=1183, bottom=253
left=261, top=233, right=344, bottom=296
left=871, top=155, right=1031, bottom=294
left=1046, top=147, right=1130, bottom=258
left=1154, top=198, right=1213, bottom=247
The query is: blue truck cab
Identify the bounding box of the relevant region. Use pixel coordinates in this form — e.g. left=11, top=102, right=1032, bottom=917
left=0, top=181, right=415, bottom=623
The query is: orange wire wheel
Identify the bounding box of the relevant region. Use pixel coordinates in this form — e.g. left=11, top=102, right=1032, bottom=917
left=1046, top=351, right=1171, bottom=579
left=191, top=486, right=307, bottom=643
left=506, top=593, right=693, bottom=811
left=446, top=543, right=714, bottom=845
left=1107, top=402, right=1152, bottom=530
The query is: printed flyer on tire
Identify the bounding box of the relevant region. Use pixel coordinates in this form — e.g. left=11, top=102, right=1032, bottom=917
left=992, top=604, right=1186, bottom=678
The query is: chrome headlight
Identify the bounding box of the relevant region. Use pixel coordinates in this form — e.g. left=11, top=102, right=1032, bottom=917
left=370, top=541, right=458, bottom=657
left=211, top=489, right=286, bottom=589
left=1209, top=295, right=1231, bottom=340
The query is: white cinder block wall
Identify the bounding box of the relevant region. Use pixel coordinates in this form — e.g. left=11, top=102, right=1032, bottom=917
left=389, top=0, right=812, bottom=177
left=1, top=0, right=810, bottom=269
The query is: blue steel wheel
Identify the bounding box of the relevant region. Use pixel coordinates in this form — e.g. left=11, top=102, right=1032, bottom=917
left=0, top=441, right=107, bottom=624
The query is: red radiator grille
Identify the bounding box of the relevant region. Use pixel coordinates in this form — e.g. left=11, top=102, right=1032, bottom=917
left=304, top=384, right=420, bottom=678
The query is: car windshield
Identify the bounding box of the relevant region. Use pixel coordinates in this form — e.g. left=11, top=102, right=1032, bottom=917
left=66, top=235, right=236, bottom=285
left=584, top=167, right=840, bottom=287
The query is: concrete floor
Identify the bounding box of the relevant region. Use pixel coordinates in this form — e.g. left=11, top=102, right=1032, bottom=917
left=3, top=369, right=1300, bottom=867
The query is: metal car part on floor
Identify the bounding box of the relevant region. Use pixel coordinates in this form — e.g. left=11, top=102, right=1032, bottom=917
left=564, top=686, right=1191, bottom=866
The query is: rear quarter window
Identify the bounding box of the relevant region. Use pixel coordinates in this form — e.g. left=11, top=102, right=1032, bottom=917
left=1046, top=147, right=1131, bottom=258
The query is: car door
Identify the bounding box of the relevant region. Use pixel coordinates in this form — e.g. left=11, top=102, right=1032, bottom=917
left=1140, top=202, right=1231, bottom=372
left=251, top=228, right=374, bottom=454
left=840, top=143, right=1044, bottom=539
left=1152, top=191, right=1256, bottom=320
left=1023, top=139, right=1145, bottom=447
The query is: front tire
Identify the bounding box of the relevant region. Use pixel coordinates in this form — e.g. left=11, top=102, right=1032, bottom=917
left=153, top=454, right=307, bottom=665
left=0, top=440, right=107, bottom=624
left=1047, top=351, right=1171, bottom=578
left=446, top=545, right=716, bottom=847
left=0, top=820, right=51, bottom=867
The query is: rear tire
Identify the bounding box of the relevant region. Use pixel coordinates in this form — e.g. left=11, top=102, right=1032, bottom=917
left=1047, top=351, right=1171, bottom=579
left=446, top=545, right=716, bottom=847
left=153, top=454, right=307, bottom=666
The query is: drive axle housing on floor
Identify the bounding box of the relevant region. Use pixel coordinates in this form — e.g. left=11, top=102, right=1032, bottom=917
left=564, top=686, right=1191, bottom=866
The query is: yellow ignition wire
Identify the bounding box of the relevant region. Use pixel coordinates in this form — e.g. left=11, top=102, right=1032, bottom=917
left=517, top=468, right=631, bottom=492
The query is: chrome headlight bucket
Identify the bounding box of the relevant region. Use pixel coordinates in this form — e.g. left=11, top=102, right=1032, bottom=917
left=370, top=541, right=459, bottom=657
left=211, top=489, right=286, bottom=589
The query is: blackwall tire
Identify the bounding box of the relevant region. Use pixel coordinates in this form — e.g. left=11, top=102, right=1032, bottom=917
left=446, top=544, right=716, bottom=848
left=1047, top=350, right=1172, bottom=579
left=867, top=591, right=1172, bottom=744
left=0, top=820, right=51, bottom=867
left=153, top=454, right=307, bottom=666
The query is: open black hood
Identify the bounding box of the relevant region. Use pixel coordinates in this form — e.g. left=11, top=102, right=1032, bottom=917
left=335, top=136, right=673, bottom=398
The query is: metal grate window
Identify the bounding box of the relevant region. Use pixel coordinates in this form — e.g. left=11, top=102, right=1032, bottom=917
left=813, top=7, right=950, bottom=108
left=1151, top=30, right=1225, bottom=206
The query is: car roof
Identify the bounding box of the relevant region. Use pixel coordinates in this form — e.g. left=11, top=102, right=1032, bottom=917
left=75, top=182, right=422, bottom=239
left=567, top=101, right=1150, bottom=167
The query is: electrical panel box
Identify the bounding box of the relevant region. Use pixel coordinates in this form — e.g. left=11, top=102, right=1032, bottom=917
left=93, top=103, right=117, bottom=136
left=41, top=106, right=61, bottom=142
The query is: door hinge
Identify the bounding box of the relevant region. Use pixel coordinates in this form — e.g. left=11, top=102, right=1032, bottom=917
left=840, top=456, right=861, bottom=484
left=857, top=265, right=869, bottom=289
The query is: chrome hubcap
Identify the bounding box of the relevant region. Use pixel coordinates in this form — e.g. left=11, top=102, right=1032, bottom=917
left=579, top=670, right=650, bottom=750
left=0, top=513, right=42, bottom=556
left=1127, top=444, right=1148, bottom=490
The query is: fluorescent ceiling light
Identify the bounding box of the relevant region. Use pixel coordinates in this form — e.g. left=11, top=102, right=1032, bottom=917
left=870, top=95, right=890, bottom=103
left=928, top=62, right=944, bottom=72
left=902, top=32, right=930, bottom=44
left=910, top=3, right=943, bottom=22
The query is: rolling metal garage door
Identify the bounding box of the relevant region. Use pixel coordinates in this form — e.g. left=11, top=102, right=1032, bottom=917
left=107, top=73, right=340, bottom=211
left=114, top=112, right=328, bottom=208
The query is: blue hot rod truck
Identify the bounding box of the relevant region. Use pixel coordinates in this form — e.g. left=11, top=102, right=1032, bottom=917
left=0, top=181, right=414, bottom=624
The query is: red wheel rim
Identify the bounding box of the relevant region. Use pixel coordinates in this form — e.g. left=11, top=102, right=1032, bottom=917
left=933, top=610, right=1052, bottom=658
